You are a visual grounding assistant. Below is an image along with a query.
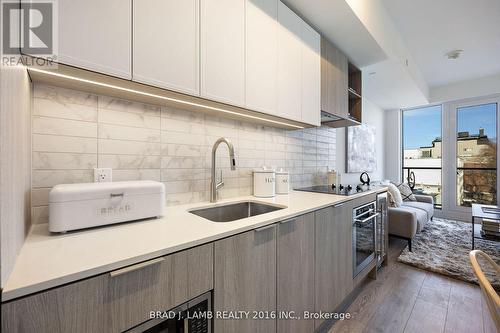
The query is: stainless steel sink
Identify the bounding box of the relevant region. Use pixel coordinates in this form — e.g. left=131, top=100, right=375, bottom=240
left=189, top=201, right=285, bottom=222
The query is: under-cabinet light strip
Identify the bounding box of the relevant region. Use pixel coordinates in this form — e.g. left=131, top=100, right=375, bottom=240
left=27, top=67, right=305, bottom=129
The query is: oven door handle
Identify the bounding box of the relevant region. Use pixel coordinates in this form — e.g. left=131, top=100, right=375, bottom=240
left=354, top=212, right=380, bottom=225
left=353, top=208, right=374, bottom=220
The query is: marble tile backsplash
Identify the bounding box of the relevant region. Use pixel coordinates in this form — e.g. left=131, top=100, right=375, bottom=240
left=31, top=84, right=337, bottom=224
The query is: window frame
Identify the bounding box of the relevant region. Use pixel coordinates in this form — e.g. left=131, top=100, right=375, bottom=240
left=400, top=104, right=443, bottom=209
left=449, top=99, right=499, bottom=210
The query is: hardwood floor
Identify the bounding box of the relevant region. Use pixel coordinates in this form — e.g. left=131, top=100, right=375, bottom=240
left=329, top=238, right=498, bottom=333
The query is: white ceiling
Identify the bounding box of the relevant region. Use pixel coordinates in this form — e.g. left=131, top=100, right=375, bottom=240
left=285, top=0, right=431, bottom=109
left=284, top=0, right=387, bottom=67
left=381, top=0, right=500, bottom=88
left=362, top=60, right=428, bottom=110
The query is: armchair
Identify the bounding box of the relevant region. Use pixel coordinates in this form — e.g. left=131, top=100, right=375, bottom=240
left=388, top=194, right=434, bottom=251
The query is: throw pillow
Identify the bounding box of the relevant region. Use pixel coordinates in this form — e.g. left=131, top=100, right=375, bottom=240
left=396, top=182, right=417, bottom=201
left=386, top=183, right=403, bottom=207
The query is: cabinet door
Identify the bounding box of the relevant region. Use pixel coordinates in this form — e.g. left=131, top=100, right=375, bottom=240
left=277, top=1, right=302, bottom=121
left=187, top=243, right=214, bottom=298
left=277, top=213, right=315, bottom=333
left=321, top=38, right=348, bottom=118
left=1, top=275, right=109, bottom=333
left=201, top=0, right=245, bottom=106
left=301, top=22, right=321, bottom=126
left=55, top=0, right=131, bottom=79
left=214, top=226, right=277, bottom=333
left=108, top=252, right=189, bottom=332
left=314, top=202, right=353, bottom=329
left=133, top=0, right=199, bottom=95
left=246, top=0, right=278, bottom=115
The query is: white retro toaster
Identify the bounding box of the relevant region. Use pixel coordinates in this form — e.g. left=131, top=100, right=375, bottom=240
left=49, top=180, right=165, bottom=233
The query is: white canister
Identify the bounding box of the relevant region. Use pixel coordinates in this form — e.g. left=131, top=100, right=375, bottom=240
left=275, top=169, right=289, bottom=194
left=327, top=169, right=337, bottom=185
left=336, top=173, right=343, bottom=186
left=253, top=168, right=276, bottom=197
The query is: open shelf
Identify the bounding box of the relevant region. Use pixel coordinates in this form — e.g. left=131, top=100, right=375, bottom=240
left=473, top=222, right=500, bottom=242
left=348, top=87, right=362, bottom=99
left=348, top=62, right=362, bottom=123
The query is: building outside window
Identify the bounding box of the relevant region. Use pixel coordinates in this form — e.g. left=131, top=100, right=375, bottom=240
left=402, top=105, right=443, bottom=208
left=456, top=103, right=497, bottom=207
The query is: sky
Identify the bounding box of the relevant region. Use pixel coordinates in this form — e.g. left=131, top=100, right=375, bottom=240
left=403, top=103, right=497, bottom=150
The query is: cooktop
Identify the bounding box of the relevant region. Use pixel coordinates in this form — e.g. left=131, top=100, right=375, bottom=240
left=295, top=184, right=371, bottom=196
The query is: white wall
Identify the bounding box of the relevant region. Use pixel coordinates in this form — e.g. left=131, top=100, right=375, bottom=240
left=336, top=97, right=385, bottom=184
left=384, top=108, right=401, bottom=183
left=430, top=73, right=500, bottom=103
left=0, top=65, right=32, bottom=287
left=29, top=84, right=338, bottom=223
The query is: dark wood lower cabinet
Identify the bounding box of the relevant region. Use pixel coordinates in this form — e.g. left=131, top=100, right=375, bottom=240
left=314, top=202, right=354, bottom=329
left=213, top=213, right=316, bottom=333
left=2, top=274, right=108, bottom=333
left=277, top=213, right=315, bottom=333
left=1, top=243, right=213, bottom=333
left=214, top=226, right=277, bottom=333
left=108, top=251, right=188, bottom=332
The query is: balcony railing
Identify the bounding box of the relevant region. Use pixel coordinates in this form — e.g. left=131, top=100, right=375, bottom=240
left=403, top=167, right=442, bottom=208
left=403, top=166, right=498, bottom=208
left=456, top=167, right=497, bottom=207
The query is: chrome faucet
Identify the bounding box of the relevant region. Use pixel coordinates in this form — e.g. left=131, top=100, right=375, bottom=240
left=210, top=137, right=236, bottom=202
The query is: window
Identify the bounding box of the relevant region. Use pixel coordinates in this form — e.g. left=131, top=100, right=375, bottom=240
left=456, top=103, right=497, bottom=207
left=402, top=105, right=442, bottom=208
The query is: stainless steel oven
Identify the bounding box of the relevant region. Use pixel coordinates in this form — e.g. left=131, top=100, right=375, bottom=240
left=125, top=292, right=212, bottom=333
left=352, top=201, right=379, bottom=277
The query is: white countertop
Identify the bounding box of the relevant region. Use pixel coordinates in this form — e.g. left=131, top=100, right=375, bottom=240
left=2, top=188, right=386, bottom=302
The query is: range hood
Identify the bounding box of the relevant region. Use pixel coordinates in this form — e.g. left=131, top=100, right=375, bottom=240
left=321, top=111, right=361, bottom=128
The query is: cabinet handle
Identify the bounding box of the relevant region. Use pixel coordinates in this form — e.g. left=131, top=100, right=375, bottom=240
left=255, top=224, right=276, bottom=232
left=334, top=203, right=345, bottom=208
left=279, top=219, right=295, bottom=225
left=109, top=257, right=165, bottom=277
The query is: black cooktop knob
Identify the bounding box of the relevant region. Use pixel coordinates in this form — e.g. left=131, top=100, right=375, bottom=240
left=347, top=185, right=352, bottom=191
left=331, top=184, right=336, bottom=190
left=356, top=185, right=362, bottom=192
left=339, top=184, right=344, bottom=191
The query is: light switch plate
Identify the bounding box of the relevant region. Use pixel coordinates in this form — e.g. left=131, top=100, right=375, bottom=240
left=94, top=168, right=112, bottom=182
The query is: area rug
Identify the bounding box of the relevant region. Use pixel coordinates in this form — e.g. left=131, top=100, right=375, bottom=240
left=397, top=217, right=500, bottom=290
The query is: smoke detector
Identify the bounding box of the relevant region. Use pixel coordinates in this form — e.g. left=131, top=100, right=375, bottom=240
left=445, top=49, right=463, bottom=60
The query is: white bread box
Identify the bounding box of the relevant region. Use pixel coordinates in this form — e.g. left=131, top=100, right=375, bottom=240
left=49, top=180, right=165, bottom=233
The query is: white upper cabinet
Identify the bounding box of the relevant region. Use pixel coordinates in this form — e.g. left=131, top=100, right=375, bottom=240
left=56, top=0, right=132, bottom=79
left=277, top=2, right=303, bottom=122
left=201, top=0, right=245, bottom=107
left=246, top=0, right=278, bottom=115
left=301, top=22, right=321, bottom=126
left=133, top=0, right=199, bottom=95
left=43, top=0, right=321, bottom=127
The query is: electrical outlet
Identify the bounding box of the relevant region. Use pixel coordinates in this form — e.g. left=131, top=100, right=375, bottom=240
left=94, top=168, right=112, bottom=182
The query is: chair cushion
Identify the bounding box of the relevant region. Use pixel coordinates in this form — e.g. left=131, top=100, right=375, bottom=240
left=401, top=206, right=428, bottom=232
left=401, top=201, right=434, bottom=232
left=402, top=201, right=434, bottom=219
